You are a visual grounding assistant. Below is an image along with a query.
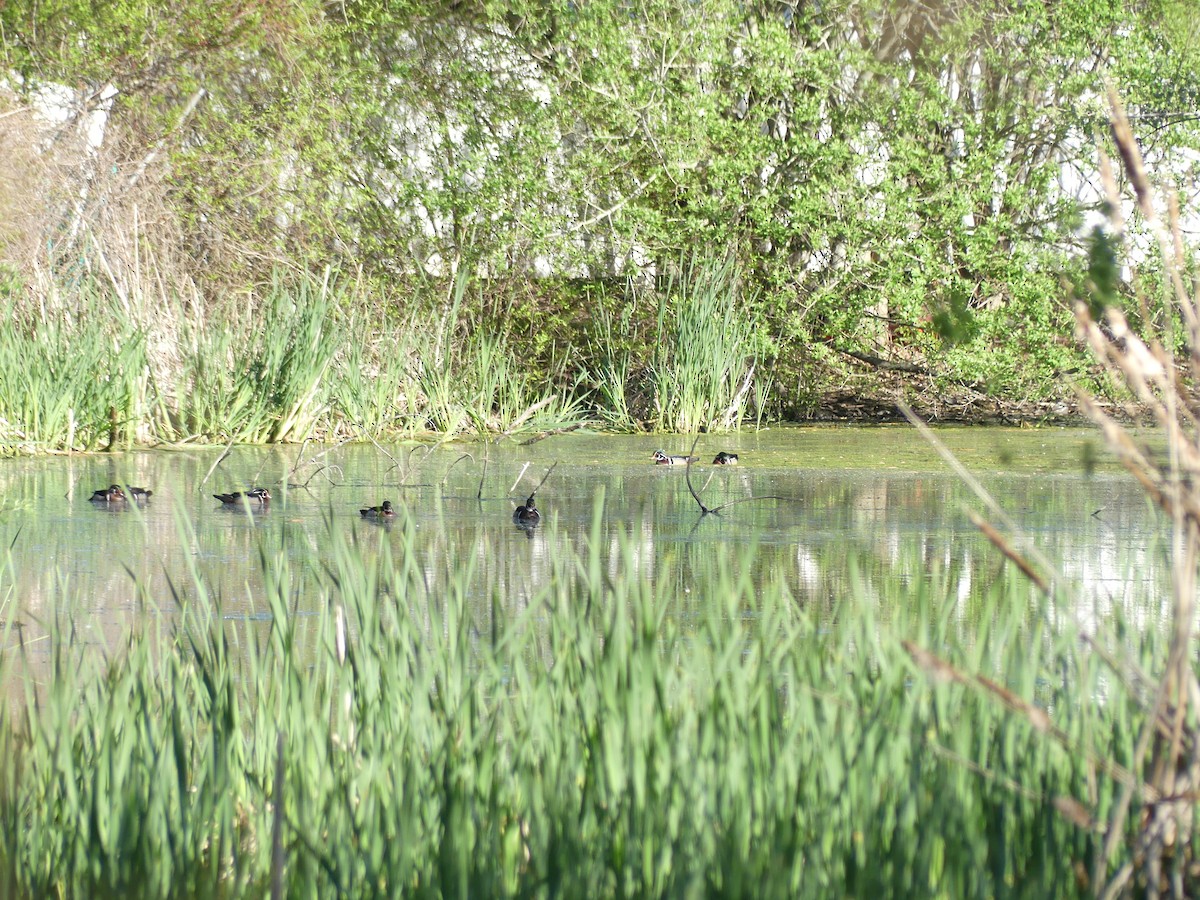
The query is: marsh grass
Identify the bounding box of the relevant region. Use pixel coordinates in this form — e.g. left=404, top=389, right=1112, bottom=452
left=0, top=498, right=1154, bottom=897
left=170, top=272, right=340, bottom=443
left=333, top=318, right=418, bottom=439
left=650, top=255, right=757, bottom=432
left=1, top=265, right=596, bottom=449
left=593, top=300, right=640, bottom=430
left=592, top=254, right=758, bottom=433
left=0, top=296, right=148, bottom=454
left=412, top=271, right=589, bottom=435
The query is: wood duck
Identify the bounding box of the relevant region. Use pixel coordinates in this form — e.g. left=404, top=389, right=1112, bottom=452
left=360, top=500, right=396, bottom=518
left=712, top=452, right=739, bottom=465
left=653, top=449, right=698, bottom=465
left=89, top=484, right=125, bottom=503
left=214, top=488, right=271, bottom=505
left=513, top=494, right=540, bottom=525
left=90, top=484, right=152, bottom=503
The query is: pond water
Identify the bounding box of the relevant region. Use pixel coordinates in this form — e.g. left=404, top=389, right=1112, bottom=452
left=0, top=425, right=1169, bottom=677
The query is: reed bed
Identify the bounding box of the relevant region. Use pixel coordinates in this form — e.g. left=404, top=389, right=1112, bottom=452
left=648, top=255, right=758, bottom=433
left=0, top=270, right=587, bottom=454
left=0, top=298, right=148, bottom=453
left=0, top=499, right=1153, bottom=897
left=595, top=254, right=759, bottom=432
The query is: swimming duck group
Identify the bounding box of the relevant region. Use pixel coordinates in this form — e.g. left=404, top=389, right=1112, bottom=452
left=88, top=447, right=742, bottom=528
left=89, top=484, right=153, bottom=504
left=653, top=450, right=739, bottom=466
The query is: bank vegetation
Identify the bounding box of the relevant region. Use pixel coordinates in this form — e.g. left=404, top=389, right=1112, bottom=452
left=1, top=0, right=1199, bottom=452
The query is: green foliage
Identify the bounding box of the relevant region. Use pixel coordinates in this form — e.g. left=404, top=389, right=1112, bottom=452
left=1084, top=226, right=1122, bottom=318
left=4, top=0, right=1200, bottom=424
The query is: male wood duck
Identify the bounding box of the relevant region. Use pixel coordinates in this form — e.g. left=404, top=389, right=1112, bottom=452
left=513, top=494, right=540, bottom=525
left=653, top=449, right=699, bottom=465
left=712, top=452, right=739, bottom=465
left=360, top=500, right=396, bottom=518
left=214, top=488, right=271, bottom=505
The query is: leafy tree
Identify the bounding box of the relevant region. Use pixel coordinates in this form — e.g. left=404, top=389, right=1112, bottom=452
left=4, top=0, right=1200, bottom=410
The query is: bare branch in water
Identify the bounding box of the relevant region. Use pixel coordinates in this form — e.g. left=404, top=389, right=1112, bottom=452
left=285, top=437, right=352, bottom=488
left=508, top=462, right=531, bottom=495
left=532, top=460, right=559, bottom=495
left=519, top=422, right=587, bottom=446
left=363, top=431, right=403, bottom=478
left=681, top=433, right=788, bottom=516
left=683, top=435, right=712, bottom=515
left=199, top=439, right=236, bottom=491
left=441, top=453, right=473, bottom=487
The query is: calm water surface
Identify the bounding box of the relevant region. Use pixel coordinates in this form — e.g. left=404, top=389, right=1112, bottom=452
left=0, top=426, right=1168, bottom=672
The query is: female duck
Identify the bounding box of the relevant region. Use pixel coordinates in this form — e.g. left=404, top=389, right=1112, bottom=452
left=89, top=484, right=125, bottom=503
left=89, top=484, right=152, bottom=503
left=712, top=452, right=739, bottom=465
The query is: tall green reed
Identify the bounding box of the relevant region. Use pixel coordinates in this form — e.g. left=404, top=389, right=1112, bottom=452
left=593, top=300, right=640, bottom=430
left=593, top=254, right=758, bottom=433
left=0, top=497, right=1150, bottom=897
left=411, top=269, right=587, bottom=434
left=170, top=272, right=340, bottom=443
left=0, top=293, right=147, bottom=454
left=329, top=310, right=419, bottom=439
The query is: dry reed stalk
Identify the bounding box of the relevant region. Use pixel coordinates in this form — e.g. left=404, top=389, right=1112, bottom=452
left=1074, top=91, right=1200, bottom=899
left=901, top=88, right=1200, bottom=897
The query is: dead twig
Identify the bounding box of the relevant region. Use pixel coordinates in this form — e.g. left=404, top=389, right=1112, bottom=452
left=198, top=439, right=236, bottom=492
left=519, top=422, right=587, bottom=446
left=682, top=434, right=788, bottom=516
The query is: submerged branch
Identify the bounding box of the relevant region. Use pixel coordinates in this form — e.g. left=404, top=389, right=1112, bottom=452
left=683, top=435, right=712, bottom=515
left=199, top=439, right=236, bottom=491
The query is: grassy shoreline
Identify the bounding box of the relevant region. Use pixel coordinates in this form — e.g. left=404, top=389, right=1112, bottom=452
left=0, top=254, right=1093, bottom=457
